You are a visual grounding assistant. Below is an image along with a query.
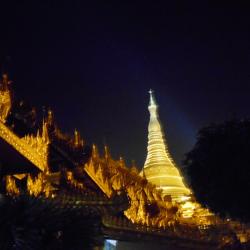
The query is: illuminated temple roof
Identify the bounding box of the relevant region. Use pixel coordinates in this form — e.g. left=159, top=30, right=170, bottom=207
left=143, top=90, right=191, bottom=202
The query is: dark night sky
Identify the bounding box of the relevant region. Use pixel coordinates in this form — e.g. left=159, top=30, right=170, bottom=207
left=1, top=2, right=249, bottom=168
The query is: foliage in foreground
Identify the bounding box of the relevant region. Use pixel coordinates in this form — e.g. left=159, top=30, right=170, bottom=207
left=0, top=194, right=102, bottom=250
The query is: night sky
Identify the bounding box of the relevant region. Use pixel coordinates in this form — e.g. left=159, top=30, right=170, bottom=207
left=1, top=2, right=249, bottom=168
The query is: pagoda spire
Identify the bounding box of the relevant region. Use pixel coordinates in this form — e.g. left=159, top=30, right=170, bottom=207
left=145, top=89, right=173, bottom=168
left=149, top=89, right=156, bottom=107
left=143, top=90, right=190, bottom=202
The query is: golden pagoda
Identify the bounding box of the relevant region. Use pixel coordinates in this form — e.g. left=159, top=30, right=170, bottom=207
left=143, top=90, right=191, bottom=202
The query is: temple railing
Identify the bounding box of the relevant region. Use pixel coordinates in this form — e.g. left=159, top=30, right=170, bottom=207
left=102, top=215, right=228, bottom=245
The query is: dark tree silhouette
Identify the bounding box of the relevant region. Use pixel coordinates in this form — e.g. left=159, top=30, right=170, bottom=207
left=0, top=194, right=103, bottom=250
left=183, top=119, right=250, bottom=222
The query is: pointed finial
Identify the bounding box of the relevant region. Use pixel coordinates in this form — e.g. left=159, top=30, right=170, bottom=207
left=74, top=129, right=80, bottom=147
left=2, top=73, right=8, bottom=85
left=104, top=145, right=110, bottom=159
left=149, top=89, right=157, bottom=107
left=92, top=144, right=99, bottom=159
left=42, top=119, right=49, bottom=143
left=0, top=73, right=11, bottom=91
left=119, top=156, right=125, bottom=168
left=47, top=108, right=53, bottom=126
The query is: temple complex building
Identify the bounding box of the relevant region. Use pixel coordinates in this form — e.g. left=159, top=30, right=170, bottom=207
left=0, top=74, right=249, bottom=248
left=142, top=90, right=191, bottom=202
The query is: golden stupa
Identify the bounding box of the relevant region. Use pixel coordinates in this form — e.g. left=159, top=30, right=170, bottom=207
left=143, top=90, right=191, bottom=202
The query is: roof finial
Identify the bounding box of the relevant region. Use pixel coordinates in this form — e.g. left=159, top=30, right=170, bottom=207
left=149, top=89, right=157, bottom=106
